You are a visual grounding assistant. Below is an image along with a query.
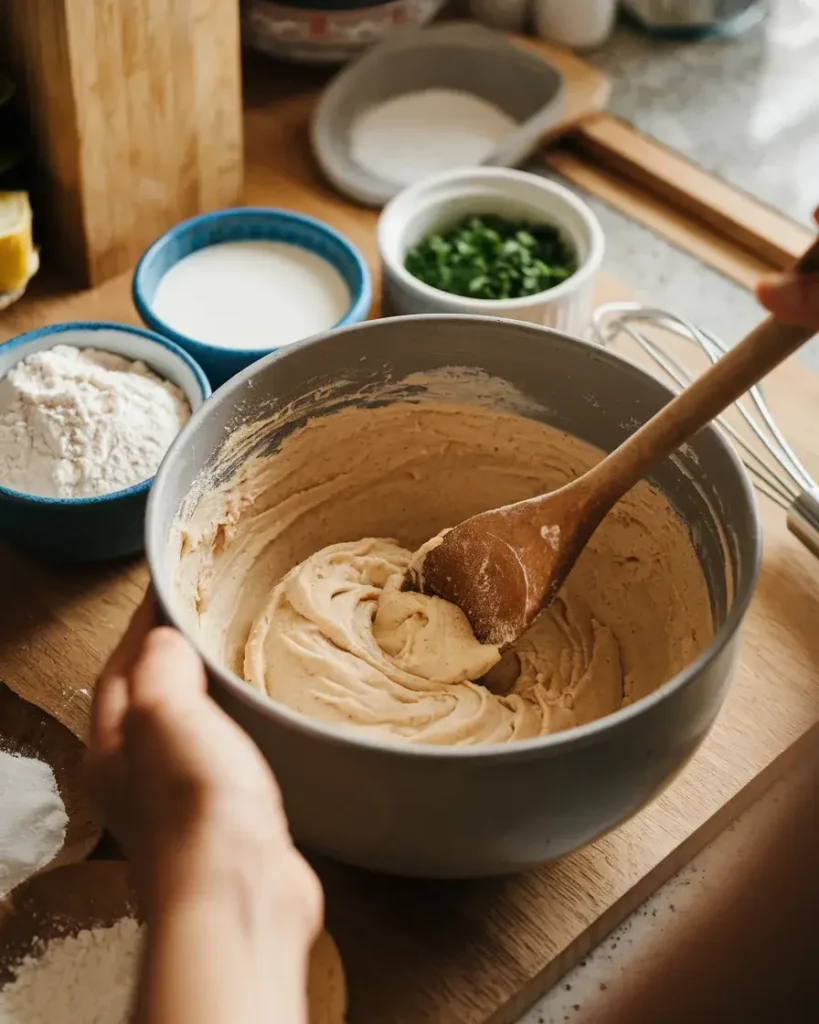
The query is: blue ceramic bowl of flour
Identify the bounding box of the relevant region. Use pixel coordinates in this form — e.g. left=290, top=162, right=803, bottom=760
left=0, top=323, right=210, bottom=562
left=132, top=208, right=372, bottom=388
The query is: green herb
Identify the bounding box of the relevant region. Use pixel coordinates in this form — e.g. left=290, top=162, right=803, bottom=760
left=404, top=215, right=577, bottom=301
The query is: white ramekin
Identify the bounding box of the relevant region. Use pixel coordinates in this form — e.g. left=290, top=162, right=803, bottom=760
left=377, top=167, right=605, bottom=336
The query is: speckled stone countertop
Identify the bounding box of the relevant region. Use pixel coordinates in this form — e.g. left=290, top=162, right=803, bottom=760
left=514, top=7, right=819, bottom=1021
left=589, top=2, right=819, bottom=227
left=524, top=1, right=819, bottom=364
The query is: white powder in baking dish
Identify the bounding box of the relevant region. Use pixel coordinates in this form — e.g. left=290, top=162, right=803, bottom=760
left=349, top=88, right=517, bottom=186
left=0, top=751, right=67, bottom=900
left=0, top=344, right=190, bottom=499
left=0, top=917, right=144, bottom=1024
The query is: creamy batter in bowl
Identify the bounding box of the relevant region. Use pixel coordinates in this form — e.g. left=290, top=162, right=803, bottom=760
left=175, top=403, right=712, bottom=746
left=147, top=315, right=760, bottom=877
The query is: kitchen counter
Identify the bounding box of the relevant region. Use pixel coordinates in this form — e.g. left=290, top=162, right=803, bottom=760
left=524, top=742, right=819, bottom=1023
left=518, top=8, right=819, bottom=1020
left=589, top=1, right=819, bottom=227
left=3, top=13, right=816, bottom=1017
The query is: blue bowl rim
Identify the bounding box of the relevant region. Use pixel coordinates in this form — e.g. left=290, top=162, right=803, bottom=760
left=132, top=207, right=373, bottom=361
left=0, top=321, right=212, bottom=507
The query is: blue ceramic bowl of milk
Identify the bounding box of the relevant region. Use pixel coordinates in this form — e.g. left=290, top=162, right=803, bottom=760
left=133, top=208, right=372, bottom=387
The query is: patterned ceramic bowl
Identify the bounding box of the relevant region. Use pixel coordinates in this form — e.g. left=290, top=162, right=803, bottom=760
left=241, top=0, right=445, bottom=65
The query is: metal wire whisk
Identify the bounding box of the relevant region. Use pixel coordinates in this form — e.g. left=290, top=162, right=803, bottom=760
left=591, top=302, right=819, bottom=559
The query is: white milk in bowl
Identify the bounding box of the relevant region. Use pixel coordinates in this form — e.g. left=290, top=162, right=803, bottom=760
left=151, top=240, right=352, bottom=350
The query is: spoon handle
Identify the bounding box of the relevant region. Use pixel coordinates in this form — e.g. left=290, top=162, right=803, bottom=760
left=580, top=238, right=819, bottom=511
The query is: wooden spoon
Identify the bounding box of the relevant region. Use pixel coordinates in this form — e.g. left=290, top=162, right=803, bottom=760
left=405, top=239, right=819, bottom=651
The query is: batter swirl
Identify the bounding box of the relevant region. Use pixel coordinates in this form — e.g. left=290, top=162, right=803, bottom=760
left=173, top=398, right=712, bottom=746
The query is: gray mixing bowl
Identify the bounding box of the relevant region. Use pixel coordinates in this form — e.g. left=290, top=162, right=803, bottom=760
left=146, top=315, right=760, bottom=878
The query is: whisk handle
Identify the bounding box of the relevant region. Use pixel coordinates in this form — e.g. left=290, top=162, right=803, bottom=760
left=787, top=490, right=819, bottom=561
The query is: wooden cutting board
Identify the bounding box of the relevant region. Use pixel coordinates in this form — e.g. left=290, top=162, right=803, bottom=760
left=1, top=44, right=819, bottom=1024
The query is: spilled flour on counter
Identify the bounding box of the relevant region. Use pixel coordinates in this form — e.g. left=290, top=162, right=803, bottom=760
left=0, top=750, right=67, bottom=899
left=350, top=89, right=518, bottom=186
left=0, top=917, right=144, bottom=1024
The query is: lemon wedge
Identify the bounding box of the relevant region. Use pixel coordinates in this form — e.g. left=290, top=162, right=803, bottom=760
left=0, top=191, right=39, bottom=305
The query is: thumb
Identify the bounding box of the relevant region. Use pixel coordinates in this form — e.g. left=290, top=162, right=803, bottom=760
left=756, top=272, right=819, bottom=329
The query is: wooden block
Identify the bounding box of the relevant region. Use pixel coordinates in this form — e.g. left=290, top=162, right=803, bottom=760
left=0, top=0, right=244, bottom=287
left=567, top=114, right=813, bottom=269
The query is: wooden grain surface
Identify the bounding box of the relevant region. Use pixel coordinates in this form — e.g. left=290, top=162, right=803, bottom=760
left=0, top=0, right=244, bottom=286
left=1, top=49, right=818, bottom=1024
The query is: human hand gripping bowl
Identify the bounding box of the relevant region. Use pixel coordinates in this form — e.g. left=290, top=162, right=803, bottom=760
left=404, top=237, right=819, bottom=661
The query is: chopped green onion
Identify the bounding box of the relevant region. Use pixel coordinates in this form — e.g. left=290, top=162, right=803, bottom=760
left=404, top=215, right=577, bottom=301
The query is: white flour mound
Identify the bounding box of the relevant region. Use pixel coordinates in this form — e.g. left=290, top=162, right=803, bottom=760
left=0, top=750, right=67, bottom=900
left=0, top=918, right=144, bottom=1024
left=0, top=344, right=190, bottom=499
left=350, top=88, right=517, bottom=186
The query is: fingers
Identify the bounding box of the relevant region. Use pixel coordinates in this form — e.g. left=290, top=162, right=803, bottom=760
left=90, top=590, right=157, bottom=760
left=128, top=627, right=208, bottom=711
left=85, top=666, right=128, bottom=825
left=89, top=672, right=129, bottom=761
left=98, top=589, right=157, bottom=682
left=756, top=272, right=819, bottom=329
